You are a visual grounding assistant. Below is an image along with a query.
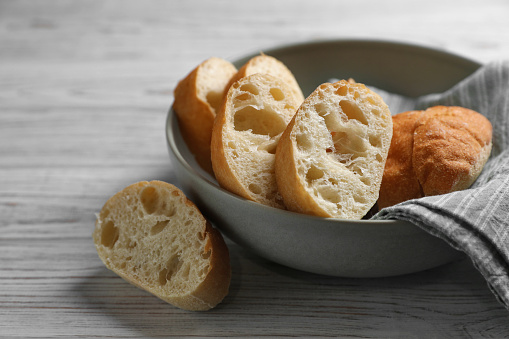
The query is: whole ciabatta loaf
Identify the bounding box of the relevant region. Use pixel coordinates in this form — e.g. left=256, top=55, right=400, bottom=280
left=93, top=181, right=231, bottom=311
left=275, top=80, right=393, bottom=219
left=225, top=53, right=305, bottom=104
left=173, top=57, right=237, bottom=174
left=378, top=106, right=493, bottom=209
left=211, top=73, right=300, bottom=209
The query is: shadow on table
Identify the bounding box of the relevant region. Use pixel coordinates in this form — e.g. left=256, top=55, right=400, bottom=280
left=74, top=242, right=508, bottom=337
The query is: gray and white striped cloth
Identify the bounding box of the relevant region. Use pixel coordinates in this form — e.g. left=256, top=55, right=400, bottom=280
left=372, top=61, right=509, bottom=310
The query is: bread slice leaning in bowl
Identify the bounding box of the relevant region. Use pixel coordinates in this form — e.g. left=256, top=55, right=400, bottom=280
left=93, top=180, right=231, bottom=311
left=225, top=53, right=305, bottom=104
left=211, top=73, right=300, bottom=209
left=173, top=57, right=237, bottom=174
left=275, top=80, right=393, bottom=219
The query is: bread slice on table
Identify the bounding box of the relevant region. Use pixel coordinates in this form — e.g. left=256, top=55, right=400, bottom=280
left=225, top=53, right=305, bottom=104
left=173, top=57, right=237, bottom=174
left=275, top=80, right=393, bottom=219
left=211, top=73, right=300, bottom=209
left=379, top=106, right=492, bottom=208
left=93, top=180, right=231, bottom=311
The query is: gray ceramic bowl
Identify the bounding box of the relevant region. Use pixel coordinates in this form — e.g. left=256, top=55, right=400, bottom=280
left=166, top=39, right=477, bottom=278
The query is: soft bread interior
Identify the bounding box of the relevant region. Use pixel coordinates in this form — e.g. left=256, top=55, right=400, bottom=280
left=213, top=73, right=299, bottom=208
left=93, top=181, right=230, bottom=311
left=281, top=81, right=392, bottom=218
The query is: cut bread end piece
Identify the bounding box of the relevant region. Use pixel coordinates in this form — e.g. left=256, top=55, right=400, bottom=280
left=93, top=180, right=231, bottom=311
left=379, top=106, right=493, bottom=208
left=211, top=73, right=300, bottom=209
left=275, top=80, right=393, bottom=219
left=173, top=57, right=237, bottom=174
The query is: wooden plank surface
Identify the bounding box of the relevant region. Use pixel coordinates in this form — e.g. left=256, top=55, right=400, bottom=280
left=1, top=0, right=509, bottom=337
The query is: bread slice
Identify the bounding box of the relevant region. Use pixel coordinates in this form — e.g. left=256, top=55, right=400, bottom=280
left=173, top=57, right=237, bottom=174
left=93, top=181, right=231, bottom=311
left=275, top=80, right=393, bottom=219
left=211, top=73, right=300, bottom=209
left=225, top=53, right=305, bottom=104
left=378, top=106, right=493, bottom=208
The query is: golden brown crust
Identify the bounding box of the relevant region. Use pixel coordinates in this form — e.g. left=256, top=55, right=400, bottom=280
left=275, top=115, right=331, bottom=217
left=378, top=110, right=425, bottom=209
left=173, top=58, right=237, bottom=174
left=413, top=106, right=493, bottom=196
left=210, top=92, right=252, bottom=199
left=379, top=106, right=493, bottom=208
left=93, top=180, right=231, bottom=311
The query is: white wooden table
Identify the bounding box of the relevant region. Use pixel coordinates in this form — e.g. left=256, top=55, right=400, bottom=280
left=2, top=1, right=509, bottom=337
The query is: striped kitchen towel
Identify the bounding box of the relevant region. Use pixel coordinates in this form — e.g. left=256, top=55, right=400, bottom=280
left=373, top=61, right=509, bottom=310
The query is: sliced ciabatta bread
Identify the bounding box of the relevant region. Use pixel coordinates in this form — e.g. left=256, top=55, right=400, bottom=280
left=93, top=181, right=231, bottom=311
left=379, top=106, right=493, bottom=208
left=225, top=53, right=305, bottom=104
left=173, top=57, right=237, bottom=174
left=275, top=80, right=393, bottom=219
left=211, top=73, right=300, bottom=209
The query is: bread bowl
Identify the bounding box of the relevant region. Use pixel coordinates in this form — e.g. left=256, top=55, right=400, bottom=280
left=166, top=40, right=477, bottom=277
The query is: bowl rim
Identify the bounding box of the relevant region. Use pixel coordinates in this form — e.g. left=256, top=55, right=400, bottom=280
left=229, top=38, right=481, bottom=74
left=166, top=38, right=481, bottom=226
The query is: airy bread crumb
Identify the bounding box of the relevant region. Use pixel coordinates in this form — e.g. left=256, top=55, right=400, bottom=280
left=93, top=181, right=231, bottom=311
left=275, top=80, right=393, bottom=219
left=211, top=73, right=300, bottom=209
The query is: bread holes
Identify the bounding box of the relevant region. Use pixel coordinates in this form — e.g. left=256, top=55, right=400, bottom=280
left=197, top=231, right=206, bottom=241
left=180, top=263, right=191, bottom=280
left=140, top=186, right=159, bottom=214
left=158, top=254, right=181, bottom=286
left=339, top=100, right=368, bottom=125
left=151, top=220, right=169, bottom=236
left=101, top=207, right=110, bottom=220
left=296, top=133, right=313, bottom=151
left=201, top=249, right=212, bottom=260
left=270, top=87, right=285, bottom=101
left=335, top=85, right=348, bottom=96
left=248, top=183, right=262, bottom=195
left=369, top=134, right=382, bottom=148
left=306, top=165, right=325, bottom=182
left=318, top=186, right=341, bottom=204
left=101, top=220, right=119, bottom=248
left=239, top=83, right=259, bottom=95
left=328, top=177, right=339, bottom=185
left=371, top=108, right=381, bottom=117
left=257, top=141, right=278, bottom=154
left=233, top=106, right=286, bottom=137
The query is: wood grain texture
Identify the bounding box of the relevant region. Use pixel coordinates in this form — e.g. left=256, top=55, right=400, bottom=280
left=1, top=0, right=509, bottom=337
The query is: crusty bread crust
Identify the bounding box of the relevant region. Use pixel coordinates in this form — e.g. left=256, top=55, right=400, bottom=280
left=377, top=110, right=426, bottom=209
left=275, top=80, right=393, bottom=219
left=173, top=58, right=237, bottom=174
left=93, top=181, right=231, bottom=311
left=378, top=106, right=493, bottom=208
left=211, top=73, right=299, bottom=208
left=225, top=53, right=305, bottom=104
